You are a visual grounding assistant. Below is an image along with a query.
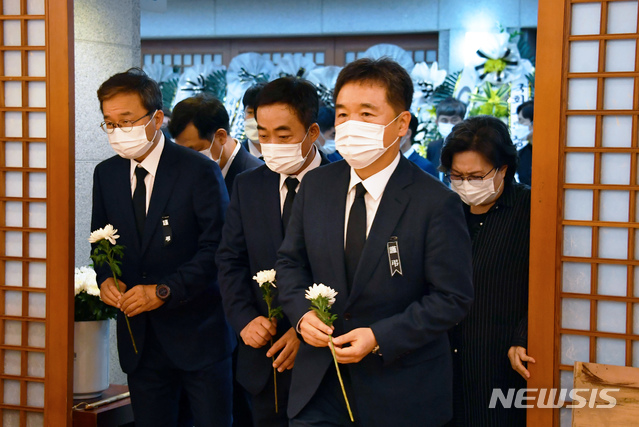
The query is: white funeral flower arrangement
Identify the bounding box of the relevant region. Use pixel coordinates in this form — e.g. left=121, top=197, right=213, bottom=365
left=74, top=266, right=117, bottom=322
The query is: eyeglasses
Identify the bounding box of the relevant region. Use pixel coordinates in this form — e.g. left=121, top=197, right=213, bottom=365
left=446, top=167, right=496, bottom=187
left=100, top=111, right=152, bottom=134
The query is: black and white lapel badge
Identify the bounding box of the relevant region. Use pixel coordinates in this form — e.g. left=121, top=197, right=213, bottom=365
left=387, top=236, right=403, bottom=276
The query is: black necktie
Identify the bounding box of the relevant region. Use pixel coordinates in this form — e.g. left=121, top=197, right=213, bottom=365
left=282, top=177, right=299, bottom=232
left=345, top=183, right=367, bottom=292
left=133, top=166, right=148, bottom=240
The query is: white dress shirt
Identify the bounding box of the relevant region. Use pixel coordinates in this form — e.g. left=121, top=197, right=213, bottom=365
left=278, top=147, right=322, bottom=214
left=220, top=139, right=242, bottom=178
left=344, top=153, right=401, bottom=245
left=129, top=133, right=165, bottom=213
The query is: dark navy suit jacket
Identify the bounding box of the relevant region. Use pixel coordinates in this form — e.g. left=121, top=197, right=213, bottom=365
left=275, top=156, right=474, bottom=425
left=91, top=140, right=234, bottom=374
left=216, top=155, right=329, bottom=395
left=224, top=143, right=263, bottom=195
left=407, top=150, right=438, bottom=177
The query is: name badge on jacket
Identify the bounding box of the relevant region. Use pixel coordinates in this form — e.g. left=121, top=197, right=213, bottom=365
left=387, top=236, right=402, bottom=276
left=162, top=216, right=172, bottom=246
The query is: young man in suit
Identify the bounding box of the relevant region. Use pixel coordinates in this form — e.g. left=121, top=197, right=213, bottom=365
left=275, top=59, right=474, bottom=426
left=216, top=77, right=329, bottom=426
left=241, top=83, right=265, bottom=159
left=169, top=93, right=263, bottom=196
left=92, top=68, right=234, bottom=427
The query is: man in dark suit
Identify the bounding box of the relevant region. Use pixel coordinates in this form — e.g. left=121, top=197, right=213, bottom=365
left=240, top=83, right=266, bottom=159
left=216, top=77, right=329, bottom=427
left=169, top=93, right=263, bottom=196
left=275, top=59, right=474, bottom=426
left=92, top=68, right=234, bottom=427
left=400, top=113, right=438, bottom=177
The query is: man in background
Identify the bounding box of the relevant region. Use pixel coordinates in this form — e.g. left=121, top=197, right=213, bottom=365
left=170, top=93, right=263, bottom=195
left=426, top=97, right=466, bottom=171
left=241, top=83, right=266, bottom=159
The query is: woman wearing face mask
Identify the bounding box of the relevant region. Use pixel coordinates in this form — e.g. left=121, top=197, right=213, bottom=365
left=439, top=116, right=533, bottom=427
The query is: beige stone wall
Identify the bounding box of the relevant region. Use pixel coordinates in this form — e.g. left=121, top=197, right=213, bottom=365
left=74, top=0, right=141, bottom=386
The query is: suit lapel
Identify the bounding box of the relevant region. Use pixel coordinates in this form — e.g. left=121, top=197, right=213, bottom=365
left=260, top=167, right=285, bottom=254
left=326, top=163, right=350, bottom=297
left=346, top=157, right=413, bottom=306
left=140, top=142, right=179, bottom=254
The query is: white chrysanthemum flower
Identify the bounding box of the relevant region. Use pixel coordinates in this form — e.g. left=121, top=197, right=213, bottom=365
left=88, top=224, right=120, bottom=245
left=305, top=283, right=338, bottom=307
left=253, top=269, right=276, bottom=287
left=74, top=267, right=86, bottom=296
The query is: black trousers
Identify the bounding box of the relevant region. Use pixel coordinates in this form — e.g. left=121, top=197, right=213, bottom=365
left=128, top=331, right=233, bottom=427
left=289, top=364, right=359, bottom=427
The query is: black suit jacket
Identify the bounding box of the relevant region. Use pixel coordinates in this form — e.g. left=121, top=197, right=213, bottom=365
left=275, top=156, right=474, bottom=425
left=216, top=155, right=329, bottom=395
left=91, top=140, right=235, bottom=374
left=224, top=143, right=263, bottom=195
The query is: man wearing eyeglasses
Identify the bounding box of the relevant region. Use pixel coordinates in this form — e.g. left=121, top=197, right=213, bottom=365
left=91, top=68, right=235, bottom=427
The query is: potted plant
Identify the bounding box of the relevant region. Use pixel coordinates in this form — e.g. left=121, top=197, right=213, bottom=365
left=73, top=266, right=117, bottom=399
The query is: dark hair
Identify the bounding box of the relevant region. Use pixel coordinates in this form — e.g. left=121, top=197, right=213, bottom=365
left=334, top=58, right=413, bottom=114
left=168, top=94, right=229, bottom=140
left=255, top=77, right=319, bottom=129
left=436, top=97, right=467, bottom=119
left=242, top=82, right=267, bottom=110
left=408, top=113, right=418, bottom=143
left=97, top=67, right=162, bottom=113
left=317, top=107, right=335, bottom=132
left=517, top=100, right=534, bottom=121
left=439, top=116, right=519, bottom=185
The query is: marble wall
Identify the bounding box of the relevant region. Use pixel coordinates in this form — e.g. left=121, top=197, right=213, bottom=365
left=74, top=0, right=141, bottom=385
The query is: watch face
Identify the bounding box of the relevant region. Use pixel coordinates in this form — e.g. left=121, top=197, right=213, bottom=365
left=157, top=285, right=170, bottom=299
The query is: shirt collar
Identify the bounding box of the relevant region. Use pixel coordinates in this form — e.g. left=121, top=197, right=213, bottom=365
left=221, top=139, right=242, bottom=177
left=279, top=146, right=321, bottom=191
left=348, top=153, right=401, bottom=201
left=403, top=145, right=415, bottom=159
left=130, top=132, right=165, bottom=179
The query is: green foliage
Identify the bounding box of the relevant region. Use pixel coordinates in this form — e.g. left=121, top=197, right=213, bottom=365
left=160, top=78, right=179, bottom=112
left=430, top=70, right=461, bottom=106
left=260, top=282, right=284, bottom=320
left=468, top=82, right=510, bottom=118
left=309, top=297, right=338, bottom=327
left=75, top=291, right=118, bottom=321
left=204, top=69, right=228, bottom=102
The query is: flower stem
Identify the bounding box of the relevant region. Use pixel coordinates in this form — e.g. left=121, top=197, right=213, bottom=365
left=271, top=337, right=278, bottom=414
left=329, top=336, right=354, bottom=422
left=107, top=246, right=138, bottom=354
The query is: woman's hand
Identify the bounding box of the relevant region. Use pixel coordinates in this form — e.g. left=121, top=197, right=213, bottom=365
left=508, top=346, right=536, bottom=380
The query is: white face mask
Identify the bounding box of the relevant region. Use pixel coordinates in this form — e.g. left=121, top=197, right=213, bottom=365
left=261, top=129, right=311, bottom=175
left=108, top=111, right=158, bottom=160
left=438, top=122, right=455, bottom=139
left=451, top=171, right=504, bottom=206
left=200, top=140, right=223, bottom=165
left=244, top=117, right=259, bottom=142
left=335, top=115, right=401, bottom=169
left=319, top=138, right=336, bottom=155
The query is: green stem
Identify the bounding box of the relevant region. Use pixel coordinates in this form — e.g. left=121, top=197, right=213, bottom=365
left=107, top=247, right=138, bottom=355
left=329, top=336, right=354, bottom=422
left=271, top=337, right=278, bottom=414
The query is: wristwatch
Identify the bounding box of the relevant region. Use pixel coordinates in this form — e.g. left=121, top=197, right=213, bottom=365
left=372, top=345, right=382, bottom=356
left=155, top=284, right=171, bottom=301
